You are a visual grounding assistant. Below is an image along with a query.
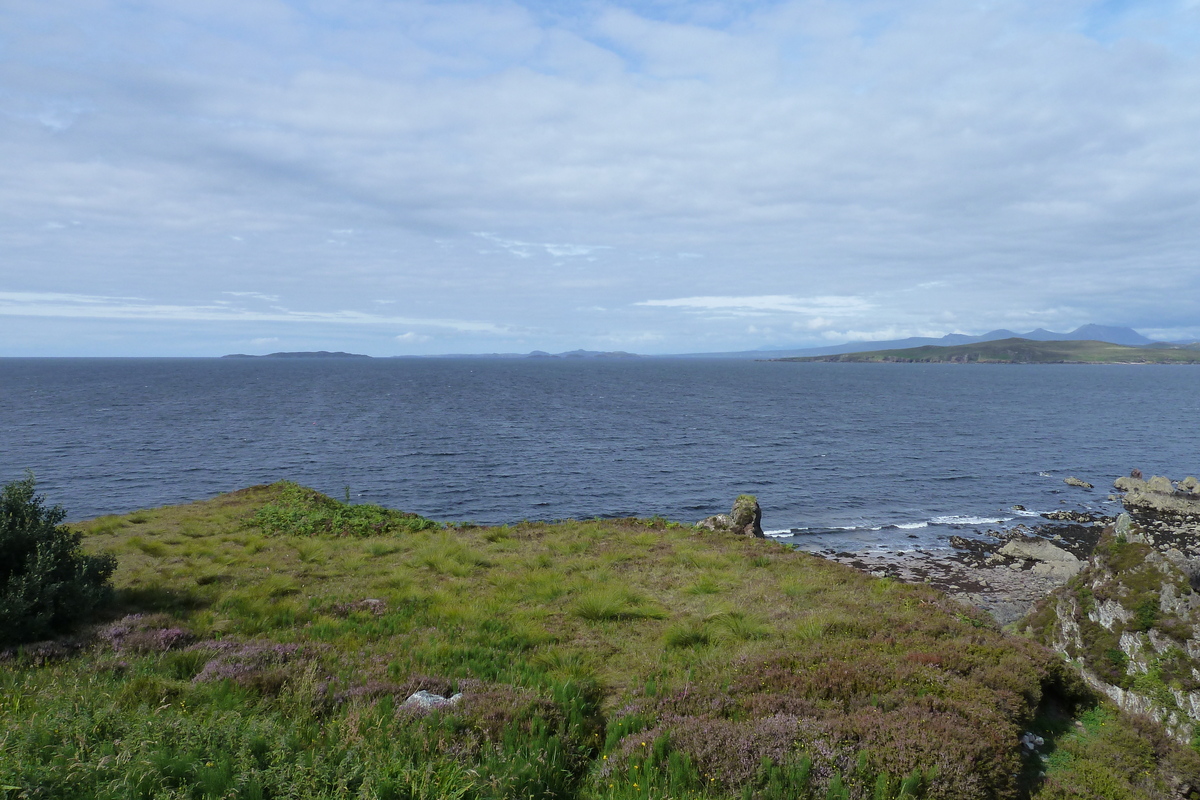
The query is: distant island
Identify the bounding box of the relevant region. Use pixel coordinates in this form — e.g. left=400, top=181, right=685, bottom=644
left=396, top=349, right=640, bottom=359
left=774, top=338, right=1200, bottom=364
left=221, top=351, right=371, bottom=359
left=212, top=326, right=1200, bottom=362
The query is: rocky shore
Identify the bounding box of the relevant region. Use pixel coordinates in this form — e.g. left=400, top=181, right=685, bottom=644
left=824, top=517, right=1107, bottom=625
left=822, top=474, right=1200, bottom=626
left=815, top=471, right=1200, bottom=746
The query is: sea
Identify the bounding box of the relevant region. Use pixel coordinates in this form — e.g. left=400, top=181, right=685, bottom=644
left=3, top=357, right=1198, bottom=555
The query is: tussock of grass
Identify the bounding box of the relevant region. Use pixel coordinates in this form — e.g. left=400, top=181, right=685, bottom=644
left=706, top=609, right=772, bottom=641
left=1, top=483, right=1193, bottom=799
left=663, top=619, right=711, bottom=649
left=685, top=573, right=723, bottom=595
left=126, top=536, right=168, bottom=557
left=87, top=515, right=128, bottom=535
left=572, top=588, right=666, bottom=622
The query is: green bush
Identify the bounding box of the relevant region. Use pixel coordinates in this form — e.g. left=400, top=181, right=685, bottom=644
left=0, top=474, right=117, bottom=646
left=251, top=481, right=438, bottom=537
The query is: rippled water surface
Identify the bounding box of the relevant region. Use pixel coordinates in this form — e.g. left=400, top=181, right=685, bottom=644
left=3, top=358, right=1198, bottom=552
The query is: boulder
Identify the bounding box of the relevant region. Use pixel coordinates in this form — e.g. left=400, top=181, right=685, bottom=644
left=698, top=495, right=764, bottom=538
left=999, top=537, right=1079, bottom=563
left=696, top=514, right=733, bottom=532
left=403, top=690, right=463, bottom=710
left=1114, top=512, right=1135, bottom=539
left=1148, top=475, right=1175, bottom=494
left=1064, top=476, right=1093, bottom=489
left=1114, top=476, right=1146, bottom=493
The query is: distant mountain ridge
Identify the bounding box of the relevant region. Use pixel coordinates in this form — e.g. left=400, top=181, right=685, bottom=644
left=219, top=326, right=1178, bottom=361
left=775, top=337, right=1200, bottom=364
left=674, top=324, right=1155, bottom=359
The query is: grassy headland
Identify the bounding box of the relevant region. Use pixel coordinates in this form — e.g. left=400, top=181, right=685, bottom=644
left=776, top=338, right=1200, bottom=364
left=2, top=483, right=1199, bottom=799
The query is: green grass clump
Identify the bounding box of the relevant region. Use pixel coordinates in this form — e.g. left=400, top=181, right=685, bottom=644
left=2, top=483, right=1195, bottom=799
left=251, top=481, right=437, bottom=537
left=573, top=588, right=665, bottom=622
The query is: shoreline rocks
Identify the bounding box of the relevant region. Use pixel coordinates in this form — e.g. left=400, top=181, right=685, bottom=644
left=821, top=519, right=1107, bottom=625
left=1113, top=474, right=1200, bottom=519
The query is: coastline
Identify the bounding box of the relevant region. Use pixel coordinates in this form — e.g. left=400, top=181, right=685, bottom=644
left=819, top=518, right=1105, bottom=625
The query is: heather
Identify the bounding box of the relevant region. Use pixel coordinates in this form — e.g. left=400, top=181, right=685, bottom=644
left=1, top=482, right=1197, bottom=798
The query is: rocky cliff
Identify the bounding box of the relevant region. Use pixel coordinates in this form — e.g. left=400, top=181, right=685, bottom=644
left=1023, top=474, right=1200, bottom=743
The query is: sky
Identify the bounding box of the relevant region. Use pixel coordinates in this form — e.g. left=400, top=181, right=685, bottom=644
left=2, top=0, right=1200, bottom=356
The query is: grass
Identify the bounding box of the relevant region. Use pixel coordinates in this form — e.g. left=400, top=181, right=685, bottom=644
left=1, top=482, right=1197, bottom=799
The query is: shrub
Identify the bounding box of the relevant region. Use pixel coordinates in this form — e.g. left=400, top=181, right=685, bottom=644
left=0, top=474, right=117, bottom=646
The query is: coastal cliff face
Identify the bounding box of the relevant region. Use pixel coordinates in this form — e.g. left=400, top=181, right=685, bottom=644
left=1024, top=476, right=1200, bottom=743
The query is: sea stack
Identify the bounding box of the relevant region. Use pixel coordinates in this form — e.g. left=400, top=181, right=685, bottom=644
left=697, top=494, right=765, bottom=538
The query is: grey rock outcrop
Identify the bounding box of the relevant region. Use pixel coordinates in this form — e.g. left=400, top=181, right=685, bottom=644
left=1064, top=476, right=1094, bottom=489
left=1026, top=474, right=1200, bottom=743
left=999, top=537, right=1083, bottom=578
left=1114, top=475, right=1200, bottom=518
left=698, top=494, right=765, bottom=538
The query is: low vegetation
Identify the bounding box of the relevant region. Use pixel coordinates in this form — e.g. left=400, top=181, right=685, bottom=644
left=0, top=474, right=116, bottom=646
left=1, top=482, right=1198, bottom=798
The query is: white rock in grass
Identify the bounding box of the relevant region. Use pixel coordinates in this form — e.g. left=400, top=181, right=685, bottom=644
left=403, top=690, right=464, bottom=710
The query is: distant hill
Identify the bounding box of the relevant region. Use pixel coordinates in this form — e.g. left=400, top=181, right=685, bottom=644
left=775, top=338, right=1200, bottom=364
left=395, top=350, right=639, bottom=359
left=222, top=351, right=371, bottom=359
left=676, top=324, right=1155, bottom=359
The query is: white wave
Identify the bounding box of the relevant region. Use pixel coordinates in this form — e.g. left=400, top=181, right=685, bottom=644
left=764, top=530, right=794, bottom=538
left=929, top=514, right=1009, bottom=526
left=1012, top=509, right=1043, bottom=517
left=894, top=521, right=929, bottom=530
left=1038, top=471, right=1052, bottom=478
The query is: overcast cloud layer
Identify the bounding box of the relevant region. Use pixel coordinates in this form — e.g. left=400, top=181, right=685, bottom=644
left=3, top=0, right=1199, bottom=356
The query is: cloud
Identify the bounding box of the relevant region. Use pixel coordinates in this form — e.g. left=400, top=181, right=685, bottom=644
left=0, top=291, right=507, bottom=333
left=635, top=295, right=873, bottom=316
left=224, top=291, right=281, bottom=302
left=395, top=331, right=431, bottom=342
left=3, top=0, right=1200, bottom=353
left=474, top=232, right=610, bottom=259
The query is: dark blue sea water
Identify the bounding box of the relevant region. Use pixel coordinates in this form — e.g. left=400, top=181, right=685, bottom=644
left=3, top=358, right=1198, bottom=554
